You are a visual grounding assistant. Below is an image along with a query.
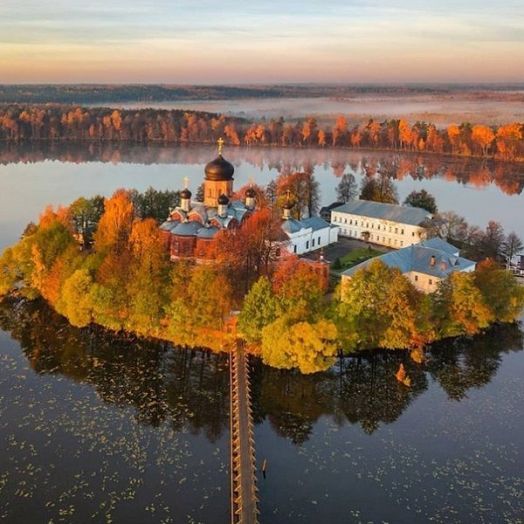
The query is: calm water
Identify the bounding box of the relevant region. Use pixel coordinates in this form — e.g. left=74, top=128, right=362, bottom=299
left=0, top=142, right=523, bottom=250
left=0, top=143, right=523, bottom=523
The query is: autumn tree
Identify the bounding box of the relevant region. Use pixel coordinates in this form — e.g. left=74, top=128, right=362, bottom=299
left=432, top=272, right=493, bottom=337
left=261, top=317, right=338, bottom=374
left=471, top=125, right=495, bottom=157
left=473, top=260, right=524, bottom=323
left=94, top=189, right=134, bottom=253
left=276, top=171, right=320, bottom=219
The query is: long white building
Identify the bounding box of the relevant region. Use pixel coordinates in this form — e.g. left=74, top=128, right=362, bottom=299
left=331, top=200, right=432, bottom=248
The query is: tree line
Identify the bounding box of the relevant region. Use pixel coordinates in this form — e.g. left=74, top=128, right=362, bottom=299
left=1, top=105, right=523, bottom=161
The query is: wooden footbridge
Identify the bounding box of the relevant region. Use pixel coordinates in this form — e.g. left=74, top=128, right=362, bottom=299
left=229, top=342, right=259, bottom=524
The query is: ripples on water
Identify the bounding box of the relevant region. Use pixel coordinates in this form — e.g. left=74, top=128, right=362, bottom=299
left=0, top=298, right=522, bottom=523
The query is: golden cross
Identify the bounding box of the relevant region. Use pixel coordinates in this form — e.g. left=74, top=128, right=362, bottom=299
left=217, top=137, right=225, bottom=156
left=183, top=176, right=189, bottom=189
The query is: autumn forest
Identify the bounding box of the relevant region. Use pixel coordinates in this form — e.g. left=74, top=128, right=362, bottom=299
left=1, top=105, right=523, bottom=162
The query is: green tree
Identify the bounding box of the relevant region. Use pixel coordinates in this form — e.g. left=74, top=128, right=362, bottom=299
left=359, top=175, right=399, bottom=204
left=238, top=276, right=280, bottom=343
left=69, top=195, right=104, bottom=247
left=336, top=260, right=428, bottom=352
left=336, top=173, right=358, bottom=203
left=403, top=189, right=438, bottom=214
left=501, top=232, right=523, bottom=267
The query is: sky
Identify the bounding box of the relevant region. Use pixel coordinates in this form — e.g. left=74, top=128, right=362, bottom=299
left=0, top=0, right=523, bottom=84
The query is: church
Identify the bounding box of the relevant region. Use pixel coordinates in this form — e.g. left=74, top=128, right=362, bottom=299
left=159, top=139, right=337, bottom=261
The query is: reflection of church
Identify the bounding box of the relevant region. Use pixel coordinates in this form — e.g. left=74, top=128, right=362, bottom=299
left=160, top=139, right=337, bottom=261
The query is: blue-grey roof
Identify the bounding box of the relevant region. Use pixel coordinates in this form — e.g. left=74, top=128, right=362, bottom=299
left=419, top=237, right=459, bottom=256
left=160, top=220, right=180, bottom=231
left=301, top=216, right=331, bottom=232
left=332, top=200, right=431, bottom=226
left=342, top=242, right=475, bottom=279
left=196, top=226, right=219, bottom=239
left=171, top=221, right=202, bottom=237
left=281, top=218, right=304, bottom=234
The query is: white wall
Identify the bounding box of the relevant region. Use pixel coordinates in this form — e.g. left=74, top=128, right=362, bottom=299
left=331, top=211, right=426, bottom=248
left=286, top=226, right=337, bottom=255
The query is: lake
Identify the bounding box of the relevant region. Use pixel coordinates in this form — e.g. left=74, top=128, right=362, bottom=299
left=0, top=143, right=523, bottom=523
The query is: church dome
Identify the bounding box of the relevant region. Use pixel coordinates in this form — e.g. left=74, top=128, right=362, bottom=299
left=217, top=193, right=230, bottom=205
left=180, top=188, right=192, bottom=199
left=245, top=187, right=256, bottom=198
left=205, top=155, right=235, bottom=181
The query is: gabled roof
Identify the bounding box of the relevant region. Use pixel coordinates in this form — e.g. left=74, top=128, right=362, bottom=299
left=281, top=218, right=304, bottom=234
left=419, top=237, right=459, bottom=256
left=301, top=216, right=331, bottom=232
left=342, top=242, right=475, bottom=279
left=332, top=200, right=431, bottom=226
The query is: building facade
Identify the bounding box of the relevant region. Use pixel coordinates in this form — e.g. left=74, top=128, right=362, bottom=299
left=341, top=238, right=476, bottom=294
left=159, top=142, right=338, bottom=261
left=331, top=200, right=431, bottom=249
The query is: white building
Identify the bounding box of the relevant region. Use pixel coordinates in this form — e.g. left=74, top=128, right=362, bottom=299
left=281, top=215, right=339, bottom=255
left=341, top=238, right=476, bottom=294
left=331, top=200, right=431, bottom=249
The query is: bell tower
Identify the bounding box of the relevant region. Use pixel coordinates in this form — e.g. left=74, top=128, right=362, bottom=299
left=204, top=138, right=235, bottom=207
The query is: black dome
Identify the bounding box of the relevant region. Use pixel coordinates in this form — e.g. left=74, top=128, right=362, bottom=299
left=217, top=193, right=230, bottom=205
left=180, top=188, right=192, bottom=199
left=205, top=155, right=234, bottom=181
left=245, top=187, right=256, bottom=198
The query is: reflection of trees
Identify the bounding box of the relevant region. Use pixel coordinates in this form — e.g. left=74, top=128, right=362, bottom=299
left=0, top=298, right=522, bottom=446
left=0, top=142, right=523, bottom=196
left=0, top=297, right=229, bottom=440
left=426, top=322, right=524, bottom=400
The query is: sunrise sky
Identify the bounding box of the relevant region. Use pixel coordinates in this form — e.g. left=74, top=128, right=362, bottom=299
left=1, top=0, right=523, bottom=84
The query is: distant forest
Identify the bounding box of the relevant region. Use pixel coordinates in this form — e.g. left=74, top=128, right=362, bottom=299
left=1, top=83, right=520, bottom=104
left=0, top=104, right=522, bottom=161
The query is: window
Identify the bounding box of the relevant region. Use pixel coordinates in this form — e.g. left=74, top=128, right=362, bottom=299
left=306, top=241, right=309, bottom=249
left=401, top=229, right=404, bottom=235
left=395, top=228, right=398, bottom=234
left=344, top=218, right=347, bottom=224
left=412, top=232, right=415, bottom=237
left=414, top=275, right=418, bottom=281
left=318, top=236, right=321, bottom=244
left=312, top=238, right=315, bottom=247
left=349, top=219, right=353, bottom=225
left=389, top=226, right=392, bottom=233
left=429, top=279, right=433, bottom=285
left=293, top=245, right=297, bottom=253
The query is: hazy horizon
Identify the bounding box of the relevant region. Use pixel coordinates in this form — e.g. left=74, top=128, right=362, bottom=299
left=1, top=1, right=523, bottom=84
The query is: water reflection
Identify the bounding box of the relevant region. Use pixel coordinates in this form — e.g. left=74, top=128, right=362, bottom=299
left=1, top=141, right=523, bottom=195
left=1, top=297, right=521, bottom=444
